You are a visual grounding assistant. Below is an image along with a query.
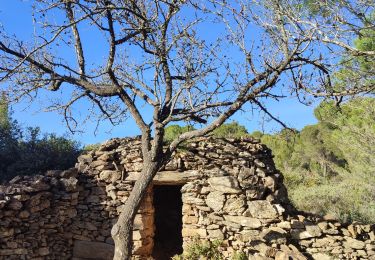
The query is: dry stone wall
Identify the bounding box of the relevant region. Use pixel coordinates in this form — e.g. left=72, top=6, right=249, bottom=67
left=0, top=136, right=374, bottom=260
left=0, top=168, right=79, bottom=259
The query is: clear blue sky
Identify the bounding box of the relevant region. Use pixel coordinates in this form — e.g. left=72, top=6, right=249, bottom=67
left=0, top=1, right=318, bottom=145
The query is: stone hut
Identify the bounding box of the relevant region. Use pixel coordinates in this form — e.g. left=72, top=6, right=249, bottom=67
left=0, top=137, right=374, bottom=260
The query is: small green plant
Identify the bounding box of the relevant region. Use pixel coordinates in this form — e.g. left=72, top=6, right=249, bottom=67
left=172, top=239, right=224, bottom=260
left=231, top=251, right=247, bottom=260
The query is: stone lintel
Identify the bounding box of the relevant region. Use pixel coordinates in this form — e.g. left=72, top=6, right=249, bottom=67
left=125, top=170, right=199, bottom=185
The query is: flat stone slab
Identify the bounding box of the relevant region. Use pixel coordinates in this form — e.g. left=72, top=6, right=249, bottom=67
left=208, top=176, right=242, bottom=194
left=126, top=170, right=200, bottom=185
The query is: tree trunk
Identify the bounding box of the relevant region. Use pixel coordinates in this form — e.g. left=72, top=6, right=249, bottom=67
left=111, top=159, right=160, bottom=260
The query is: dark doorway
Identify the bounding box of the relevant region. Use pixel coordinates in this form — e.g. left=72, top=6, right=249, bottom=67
left=152, top=185, right=183, bottom=260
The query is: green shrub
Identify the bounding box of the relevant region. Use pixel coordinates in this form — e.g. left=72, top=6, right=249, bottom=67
left=232, top=251, right=247, bottom=260
left=289, top=178, right=375, bottom=223
left=172, top=239, right=223, bottom=260
left=0, top=96, right=81, bottom=182
left=212, top=122, right=249, bottom=139
left=164, top=125, right=195, bottom=144
left=83, top=143, right=101, bottom=152
left=173, top=239, right=249, bottom=260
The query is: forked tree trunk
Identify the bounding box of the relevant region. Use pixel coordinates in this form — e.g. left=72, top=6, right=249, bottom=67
left=111, top=159, right=160, bottom=260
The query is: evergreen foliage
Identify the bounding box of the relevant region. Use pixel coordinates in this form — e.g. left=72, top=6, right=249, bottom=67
left=211, top=122, right=248, bottom=139
left=0, top=97, right=81, bottom=182
left=164, top=121, right=249, bottom=144
left=164, top=125, right=196, bottom=144
left=255, top=97, right=375, bottom=223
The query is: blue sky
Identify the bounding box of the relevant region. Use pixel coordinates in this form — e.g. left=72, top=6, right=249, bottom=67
left=0, top=1, right=318, bottom=145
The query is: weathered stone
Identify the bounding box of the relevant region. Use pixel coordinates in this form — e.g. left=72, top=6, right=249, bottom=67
left=181, top=182, right=200, bottom=193
left=263, top=176, right=276, bottom=191
left=99, top=170, right=121, bottom=183
left=182, top=228, right=207, bottom=238
left=208, top=176, right=241, bottom=194
left=86, top=195, right=100, bottom=203
left=182, top=195, right=205, bottom=205
left=60, top=177, right=78, bottom=191
left=78, top=154, right=93, bottom=163
left=28, top=179, right=51, bottom=192
left=0, top=248, right=27, bottom=256
left=261, top=227, right=288, bottom=244
left=238, top=167, right=255, bottom=181
left=317, top=221, right=328, bottom=231
left=200, top=186, right=211, bottom=194
left=347, top=224, right=357, bottom=237
left=236, top=230, right=260, bottom=242
left=205, top=191, right=226, bottom=211
left=223, top=196, right=246, bottom=215
left=275, top=251, right=307, bottom=260
left=182, top=215, right=199, bottom=224
left=343, top=237, right=365, bottom=249
left=39, top=247, right=50, bottom=256
left=0, top=228, right=14, bottom=238
left=248, top=200, right=279, bottom=219
left=248, top=254, right=273, bottom=260
left=0, top=200, right=6, bottom=209
left=224, top=215, right=262, bottom=228
left=311, top=253, right=332, bottom=260
left=91, top=186, right=106, bottom=195
left=305, top=225, right=322, bottom=237
left=60, top=168, right=78, bottom=178
left=85, top=222, right=98, bottom=231
left=19, top=210, right=30, bottom=219
left=277, top=221, right=292, bottom=229
left=8, top=199, right=22, bottom=210
left=222, top=220, right=242, bottom=229
left=323, top=214, right=337, bottom=221
left=291, top=226, right=322, bottom=240
left=208, top=229, right=224, bottom=240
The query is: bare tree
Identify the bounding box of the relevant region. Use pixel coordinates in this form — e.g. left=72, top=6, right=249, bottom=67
left=0, top=0, right=373, bottom=259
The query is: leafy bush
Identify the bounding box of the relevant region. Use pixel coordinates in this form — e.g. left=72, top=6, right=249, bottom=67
left=212, top=122, right=249, bottom=139
left=172, top=239, right=223, bottom=260
left=4, top=128, right=81, bottom=180
left=164, top=125, right=195, bottom=144
left=0, top=97, right=81, bottom=182
left=83, top=143, right=101, bottom=152
left=231, top=251, right=247, bottom=260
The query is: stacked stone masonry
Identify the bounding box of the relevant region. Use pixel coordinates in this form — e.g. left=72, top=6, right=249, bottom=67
left=0, top=137, right=374, bottom=259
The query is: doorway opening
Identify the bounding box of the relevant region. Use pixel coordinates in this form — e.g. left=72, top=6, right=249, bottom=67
left=152, top=185, right=183, bottom=260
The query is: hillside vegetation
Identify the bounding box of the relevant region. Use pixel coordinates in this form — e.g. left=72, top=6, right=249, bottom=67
left=166, top=97, right=375, bottom=223
left=0, top=95, right=81, bottom=183
left=257, top=98, right=375, bottom=223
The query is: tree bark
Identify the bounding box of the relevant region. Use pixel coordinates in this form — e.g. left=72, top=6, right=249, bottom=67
left=111, top=159, right=160, bottom=260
